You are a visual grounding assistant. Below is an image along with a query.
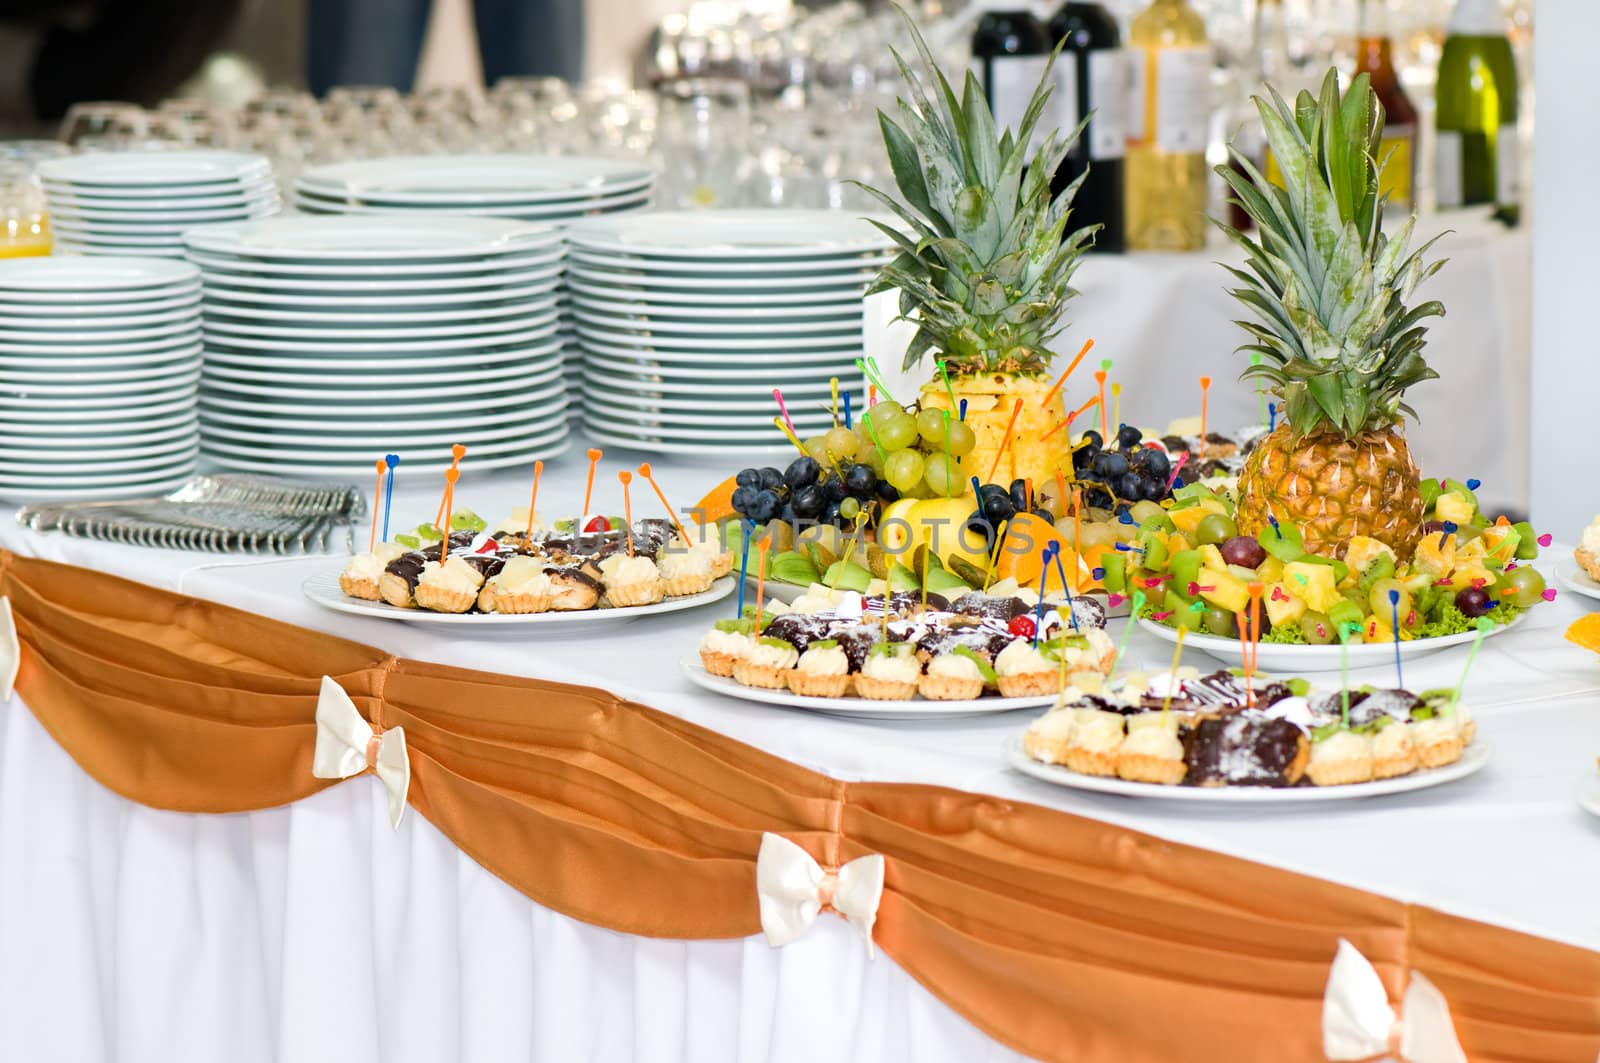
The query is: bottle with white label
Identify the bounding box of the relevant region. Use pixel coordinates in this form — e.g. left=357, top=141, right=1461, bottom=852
left=1125, top=0, right=1211, bottom=252
left=970, top=7, right=1052, bottom=159
left=1436, top=0, right=1520, bottom=224
left=1354, top=0, right=1418, bottom=213
left=1047, top=2, right=1126, bottom=252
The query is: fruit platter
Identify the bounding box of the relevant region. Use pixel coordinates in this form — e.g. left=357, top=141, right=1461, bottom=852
left=306, top=452, right=735, bottom=625
left=1008, top=667, right=1486, bottom=802
left=682, top=584, right=1116, bottom=720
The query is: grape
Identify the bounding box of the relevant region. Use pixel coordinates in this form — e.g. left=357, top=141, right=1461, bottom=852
left=916, top=407, right=947, bottom=443
left=1077, top=522, right=1118, bottom=553
left=1368, top=578, right=1414, bottom=626
left=853, top=436, right=879, bottom=464
left=838, top=496, right=861, bottom=522
left=1116, top=425, right=1143, bottom=449
left=1194, top=512, right=1238, bottom=545
left=758, top=468, right=784, bottom=490
left=824, top=427, right=858, bottom=463
left=884, top=450, right=926, bottom=492
left=1500, top=566, right=1546, bottom=609
left=1455, top=587, right=1493, bottom=618
left=844, top=463, right=877, bottom=496
left=923, top=457, right=956, bottom=497
left=1299, top=611, right=1336, bottom=645
left=876, top=411, right=919, bottom=451
left=945, top=421, right=976, bottom=457
left=1128, top=500, right=1165, bottom=525
left=792, top=485, right=825, bottom=518
left=731, top=485, right=757, bottom=515
left=804, top=436, right=829, bottom=464
left=748, top=490, right=782, bottom=521
left=735, top=468, right=760, bottom=488
left=784, top=456, right=820, bottom=489
left=1219, top=536, right=1268, bottom=569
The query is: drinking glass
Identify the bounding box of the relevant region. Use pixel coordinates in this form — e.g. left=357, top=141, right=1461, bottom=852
left=0, top=161, right=51, bottom=258
left=654, top=78, right=750, bottom=209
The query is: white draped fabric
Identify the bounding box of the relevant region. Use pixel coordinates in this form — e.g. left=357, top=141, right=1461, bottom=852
left=0, top=694, right=1027, bottom=1063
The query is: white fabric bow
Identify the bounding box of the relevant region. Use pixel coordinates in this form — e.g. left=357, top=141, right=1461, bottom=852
left=0, top=596, right=17, bottom=703
left=756, top=832, right=884, bottom=955
left=312, top=675, right=410, bottom=829
left=1324, top=938, right=1468, bottom=1063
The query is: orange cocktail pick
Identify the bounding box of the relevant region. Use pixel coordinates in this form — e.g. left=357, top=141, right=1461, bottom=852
left=581, top=448, right=603, bottom=518
left=370, top=458, right=385, bottom=552
left=985, top=398, right=1027, bottom=483
left=435, top=443, right=467, bottom=526
left=1071, top=487, right=1083, bottom=592
left=618, top=470, right=636, bottom=556
left=439, top=467, right=461, bottom=563
left=1039, top=394, right=1100, bottom=443
left=524, top=460, right=544, bottom=540
left=1199, top=376, right=1212, bottom=460
left=1094, top=369, right=1108, bottom=439
left=753, top=536, right=772, bottom=636
left=637, top=462, right=692, bottom=543
left=1040, top=338, right=1094, bottom=409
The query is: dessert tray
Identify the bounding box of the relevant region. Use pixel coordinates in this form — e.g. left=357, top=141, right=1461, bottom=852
left=1139, top=610, right=1528, bottom=673
left=681, top=657, right=1059, bottom=720
left=1555, top=559, right=1600, bottom=602
left=305, top=569, right=733, bottom=626
left=1006, top=735, right=1488, bottom=803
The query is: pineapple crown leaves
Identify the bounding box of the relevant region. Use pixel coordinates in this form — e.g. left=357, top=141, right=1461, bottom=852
left=1215, top=69, right=1445, bottom=438
left=850, top=5, right=1098, bottom=377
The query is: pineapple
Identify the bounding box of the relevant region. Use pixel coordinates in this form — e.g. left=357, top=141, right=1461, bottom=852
left=1218, top=71, right=1444, bottom=560
left=858, top=13, right=1097, bottom=488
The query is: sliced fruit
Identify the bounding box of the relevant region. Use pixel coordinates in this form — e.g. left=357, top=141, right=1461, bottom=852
left=693, top=474, right=740, bottom=524
left=1169, top=549, right=1204, bottom=595
left=1411, top=532, right=1456, bottom=579
left=1434, top=492, right=1475, bottom=527
left=1263, top=582, right=1306, bottom=626
left=1197, top=566, right=1251, bottom=614
left=822, top=560, right=873, bottom=592
left=1100, top=552, right=1128, bottom=593
left=1165, top=589, right=1205, bottom=632
left=1565, top=613, right=1600, bottom=655
left=1169, top=505, right=1209, bottom=535
left=1198, top=544, right=1226, bottom=570
left=1283, top=561, right=1342, bottom=613
left=993, top=511, right=1063, bottom=586
left=1256, top=555, right=1285, bottom=584
left=1256, top=519, right=1306, bottom=563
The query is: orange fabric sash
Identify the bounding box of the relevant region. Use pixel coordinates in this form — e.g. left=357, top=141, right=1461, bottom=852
left=2, top=549, right=1596, bottom=1062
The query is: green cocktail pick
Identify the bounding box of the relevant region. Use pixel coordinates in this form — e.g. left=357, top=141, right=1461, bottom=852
left=1337, top=621, right=1360, bottom=728
left=1448, top=616, right=1495, bottom=716
left=1106, top=589, right=1147, bottom=686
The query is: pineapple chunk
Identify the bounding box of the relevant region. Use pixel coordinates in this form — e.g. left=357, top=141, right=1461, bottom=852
left=1411, top=533, right=1456, bottom=579
left=1257, top=556, right=1285, bottom=584
left=1345, top=536, right=1397, bottom=575
left=1263, top=583, right=1306, bottom=626
left=1450, top=564, right=1495, bottom=592
left=1434, top=492, right=1475, bottom=526
left=1197, top=566, right=1250, bottom=614
left=1478, top=525, right=1520, bottom=564
left=1283, top=561, right=1343, bottom=613
left=1456, top=535, right=1488, bottom=563
left=1198, top=544, right=1226, bottom=570
left=1166, top=532, right=1192, bottom=554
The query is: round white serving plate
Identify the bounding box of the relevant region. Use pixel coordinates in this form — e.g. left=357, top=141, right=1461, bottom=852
left=1, top=393, right=194, bottom=423
left=201, top=298, right=554, bottom=326
left=0, top=255, right=197, bottom=291
left=199, top=281, right=563, bottom=311
left=0, top=432, right=197, bottom=463
left=0, top=408, right=196, bottom=440
left=576, top=335, right=862, bottom=365
left=681, top=657, right=1058, bottom=720
left=1555, top=558, right=1600, bottom=602
left=570, top=308, right=861, bottom=337
left=573, top=320, right=861, bottom=352
left=579, top=366, right=837, bottom=398
left=1137, top=611, right=1530, bottom=673
left=2, top=356, right=201, bottom=387
left=46, top=206, right=275, bottom=234
left=0, top=331, right=201, bottom=356
left=0, top=343, right=203, bottom=372
left=199, top=402, right=561, bottom=440
left=0, top=305, right=199, bottom=331
left=297, top=155, right=654, bottom=203
left=304, top=570, right=732, bottom=626
left=202, top=427, right=569, bottom=466
left=565, top=210, right=889, bottom=259
left=43, top=183, right=278, bottom=211
left=565, top=264, right=877, bottom=293
left=201, top=323, right=559, bottom=355
left=185, top=249, right=566, bottom=280
left=568, top=293, right=862, bottom=323
left=0, top=469, right=197, bottom=502
left=582, top=395, right=835, bottom=431
left=295, top=189, right=651, bottom=219
left=199, top=308, right=560, bottom=341
left=566, top=250, right=891, bottom=277
left=207, top=439, right=570, bottom=479
left=0, top=454, right=198, bottom=488
left=184, top=216, right=560, bottom=260
left=1, top=367, right=200, bottom=399
left=1004, top=734, right=1490, bottom=803
left=1, top=442, right=199, bottom=476
left=579, top=356, right=859, bottom=385
left=580, top=383, right=833, bottom=415
left=0, top=291, right=201, bottom=317
left=0, top=318, right=201, bottom=345
left=568, top=279, right=872, bottom=308
left=200, top=338, right=562, bottom=372
left=40, top=150, right=270, bottom=186
left=46, top=196, right=281, bottom=224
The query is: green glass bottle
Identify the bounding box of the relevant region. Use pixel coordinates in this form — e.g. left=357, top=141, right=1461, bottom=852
left=1436, top=0, right=1520, bottom=224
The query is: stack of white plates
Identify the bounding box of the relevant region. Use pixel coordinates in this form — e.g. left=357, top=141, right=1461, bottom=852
left=0, top=257, right=202, bottom=501
left=182, top=215, right=569, bottom=478
left=293, top=155, right=653, bottom=419
left=564, top=210, right=890, bottom=455
left=38, top=150, right=280, bottom=257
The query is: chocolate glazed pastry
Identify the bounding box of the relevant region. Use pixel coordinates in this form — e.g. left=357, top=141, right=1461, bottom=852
left=1183, top=716, right=1309, bottom=787
left=546, top=566, right=602, bottom=610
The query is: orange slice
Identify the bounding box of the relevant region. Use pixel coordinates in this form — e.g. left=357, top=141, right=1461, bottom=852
left=692, top=474, right=739, bottom=525
left=1565, top=613, right=1600, bottom=656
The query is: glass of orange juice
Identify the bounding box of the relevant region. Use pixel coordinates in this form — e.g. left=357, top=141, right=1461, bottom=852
left=0, top=159, right=52, bottom=258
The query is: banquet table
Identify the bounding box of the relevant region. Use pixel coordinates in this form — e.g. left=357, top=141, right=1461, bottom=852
left=1, top=444, right=1597, bottom=1063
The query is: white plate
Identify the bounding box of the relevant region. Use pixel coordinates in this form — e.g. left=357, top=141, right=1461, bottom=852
left=567, top=250, right=891, bottom=277
left=0, top=256, right=197, bottom=292
left=2, top=366, right=199, bottom=398
left=0, top=331, right=201, bottom=356
left=40, top=225, right=189, bottom=247
left=202, top=323, right=559, bottom=355
left=566, top=264, right=878, bottom=293
left=195, top=267, right=565, bottom=300
left=569, top=293, right=863, bottom=322
left=1, top=356, right=201, bottom=386
left=0, top=290, right=201, bottom=316
left=0, top=342, right=201, bottom=370
left=200, top=365, right=561, bottom=403
left=583, top=394, right=833, bottom=430
left=577, top=336, right=862, bottom=366
left=1, top=443, right=199, bottom=475
left=295, top=188, right=652, bottom=218
left=199, top=280, right=563, bottom=311
left=297, top=155, right=654, bottom=203
left=206, top=438, right=571, bottom=479
left=0, top=408, right=196, bottom=440
left=1555, top=558, right=1600, bottom=602
left=0, top=305, right=200, bottom=331
left=0, top=469, right=197, bottom=503
left=42, top=182, right=279, bottom=211
left=45, top=197, right=281, bottom=225
left=0, top=431, right=197, bottom=462
left=581, top=381, right=833, bottom=413
left=568, top=279, right=878, bottom=308
left=185, top=248, right=565, bottom=278
left=305, top=569, right=731, bottom=626
left=200, top=415, right=564, bottom=451
left=184, top=216, right=560, bottom=260
left=1004, top=734, right=1490, bottom=803
left=200, top=338, right=563, bottom=372
left=0, top=454, right=197, bottom=487
left=580, top=368, right=839, bottom=400
left=1137, top=610, right=1531, bottom=673
left=200, top=309, right=559, bottom=341
left=200, top=398, right=558, bottom=434
left=573, top=321, right=860, bottom=352
left=0, top=317, right=202, bottom=344
left=581, top=352, right=862, bottom=381
left=39, top=150, right=270, bottom=186
left=581, top=402, right=828, bottom=437
left=565, top=210, right=890, bottom=259
left=1, top=392, right=194, bottom=422
left=680, top=657, right=1055, bottom=720
left=201, top=298, right=554, bottom=326
left=570, top=308, right=862, bottom=338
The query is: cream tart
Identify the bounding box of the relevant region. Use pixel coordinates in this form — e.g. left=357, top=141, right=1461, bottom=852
left=698, top=620, right=751, bottom=677
left=340, top=541, right=406, bottom=600
left=1576, top=515, right=1600, bottom=581
left=786, top=639, right=851, bottom=698
left=658, top=547, right=716, bottom=598
left=918, top=648, right=989, bottom=700
left=599, top=553, right=666, bottom=608
left=732, top=636, right=798, bottom=689
left=479, top=555, right=553, bottom=614
left=854, top=643, right=919, bottom=700
left=413, top=556, right=486, bottom=614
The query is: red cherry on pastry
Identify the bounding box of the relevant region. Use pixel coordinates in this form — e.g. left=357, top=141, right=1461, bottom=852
left=1008, top=615, right=1036, bottom=638
left=582, top=516, right=609, bottom=534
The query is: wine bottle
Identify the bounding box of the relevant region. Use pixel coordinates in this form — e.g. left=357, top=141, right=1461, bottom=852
left=1047, top=2, right=1126, bottom=253
left=1436, top=0, right=1520, bottom=224
left=1354, top=0, right=1418, bottom=212
left=1126, top=0, right=1211, bottom=252
left=971, top=6, right=1052, bottom=157
left=1224, top=0, right=1292, bottom=231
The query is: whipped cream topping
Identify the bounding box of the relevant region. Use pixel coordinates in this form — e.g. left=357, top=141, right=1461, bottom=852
left=995, top=640, right=1051, bottom=677
left=658, top=549, right=711, bottom=581
left=745, top=637, right=798, bottom=670
left=861, top=651, right=919, bottom=684
left=491, top=556, right=551, bottom=595
left=699, top=628, right=749, bottom=657
left=419, top=556, right=485, bottom=593
left=927, top=652, right=983, bottom=682
left=1581, top=516, right=1600, bottom=554
left=795, top=644, right=848, bottom=676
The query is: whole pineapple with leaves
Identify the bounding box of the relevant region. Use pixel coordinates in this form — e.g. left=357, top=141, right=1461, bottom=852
left=1220, top=70, right=1444, bottom=560
left=857, top=13, right=1097, bottom=488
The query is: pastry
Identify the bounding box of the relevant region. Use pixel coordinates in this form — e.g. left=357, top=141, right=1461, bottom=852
left=1370, top=720, right=1419, bottom=779
left=1578, top=514, right=1600, bottom=580
left=546, top=566, right=602, bottom=610
left=1306, top=729, right=1376, bottom=786
left=698, top=620, right=750, bottom=677
left=1023, top=708, right=1076, bottom=765
left=786, top=639, right=851, bottom=698
left=1185, top=716, right=1308, bottom=787
left=674, top=523, right=734, bottom=579
left=1115, top=715, right=1187, bottom=784
left=1410, top=713, right=1465, bottom=768
left=1063, top=709, right=1125, bottom=776
left=918, top=649, right=988, bottom=700
left=480, top=555, right=553, bottom=614
left=732, top=636, right=798, bottom=689
left=658, top=547, right=716, bottom=597
left=993, top=640, right=1057, bottom=698
left=599, top=554, right=666, bottom=608
left=339, top=541, right=406, bottom=600
left=855, top=643, right=920, bottom=700
left=413, top=556, right=486, bottom=614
